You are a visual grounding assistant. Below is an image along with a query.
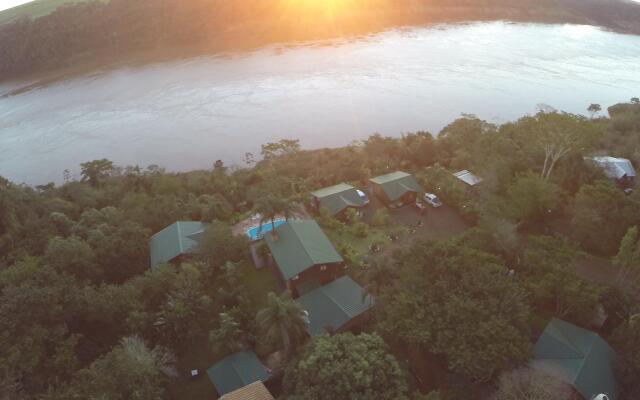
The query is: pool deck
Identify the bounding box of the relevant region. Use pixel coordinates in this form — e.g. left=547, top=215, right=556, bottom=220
left=231, top=203, right=311, bottom=237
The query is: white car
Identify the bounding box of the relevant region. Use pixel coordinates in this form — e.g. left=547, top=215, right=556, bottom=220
left=424, top=193, right=442, bottom=208
left=357, top=189, right=370, bottom=205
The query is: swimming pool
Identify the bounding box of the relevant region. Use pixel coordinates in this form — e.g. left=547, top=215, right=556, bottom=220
left=246, top=220, right=286, bottom=241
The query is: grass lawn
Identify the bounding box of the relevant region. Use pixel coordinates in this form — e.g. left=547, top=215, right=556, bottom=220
left=167, top=263, right=278, bottom=400
left=0, top=0, right=101, bottom=24
left=324, top=222, right=396, bottom=262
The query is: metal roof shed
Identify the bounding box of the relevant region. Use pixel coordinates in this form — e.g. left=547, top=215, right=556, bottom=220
left=453, top=170, right=483, bottom=186
left=589, top=156, right=637, bottom=180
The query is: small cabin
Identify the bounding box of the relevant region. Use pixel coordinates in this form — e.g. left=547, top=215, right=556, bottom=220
left=296, top=275, right=374, bottom=336
left=149, top=221, right=207, bottom=268
left=310, top=183, right=369, bottom=219
left=531, top=318, right=619, bottom=400
left=207, top=350, right=271, bottom=398
left=369, top=171, right=423, bottom=208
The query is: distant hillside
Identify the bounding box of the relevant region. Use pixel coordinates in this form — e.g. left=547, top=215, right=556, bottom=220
left=0, top=0, right=97, bottom=24
left=0, top=0, right=639, bottom=82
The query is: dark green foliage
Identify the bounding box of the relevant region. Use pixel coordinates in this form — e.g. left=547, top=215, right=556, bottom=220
left=1, top=101, right=639, bottom=398
left=520, top=236, right=602, bottom=325
left=284, top=333, right=408, bottom=400
left=0, top=258, right=82, bottom=394
left=377, top=238, right=532, bottom=382
left=61, top=336, right=176, bottom=400
left=80, top=159, right=115, bottom=188
left=505, top=172, right=561, bottom=227
left=256, top=292, right=308, bottom=359
left=609, top=319, right=640, bottom=398
left=571, top=180, right=640, bottom=255
left=196, top=221, right=249, bottom=267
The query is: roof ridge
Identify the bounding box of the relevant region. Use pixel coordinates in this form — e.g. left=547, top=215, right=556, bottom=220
left=176, top=221, right=184, bottom=253
left=232, top=356, right=249, bottom=386
left=572, top=333, right=599, bottom=384
left=552, top=320, right=588, bottom=359
left=322, top=280, right=352, bottom=321
left=287, top=221, right=317, bottom=275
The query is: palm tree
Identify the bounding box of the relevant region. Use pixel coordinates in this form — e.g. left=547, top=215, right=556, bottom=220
left=209, top=311, right=244, bottom=353
left=253, top=195, right=298, bottom=235
left=273, top=196, right=297, bottom=222
left=256, top=292, right=308, bottom=359
left=120, top=336, right=177, bottom=378
left=253, top=195, right=279, bottom=235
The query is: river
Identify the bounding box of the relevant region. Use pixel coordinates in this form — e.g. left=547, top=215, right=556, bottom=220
left=1, top=21, right=639, bottom=184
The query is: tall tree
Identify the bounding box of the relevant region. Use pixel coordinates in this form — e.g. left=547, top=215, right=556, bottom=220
left=209, top=311, right=245, bottom=354
left=64, top=335, right=176, bottom=400
left=506, top=172, right=561, bottom=228
left=571, top=180, right=639, bottom=254
left=377, top=239, right=531, bottom=382
left=587, top=103, right=602, bottom=119
left=80, top=159, right=115, bottom=188
left=521, top=236, right=600, bottom=325
left=284, top=333, right=408, bottom=400
left=511, top=112, right=599, bottom=180
left=609, top=317, right=640, bottom=398
left=256, top=292, right=308, bottom=359
left=613, top=226, right=640, bottom=287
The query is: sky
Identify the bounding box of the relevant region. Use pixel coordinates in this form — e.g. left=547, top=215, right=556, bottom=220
left=2, top=0, right=640, bottom=13
left=3, top=0, right=640, bottom=12
left=0, top=0, right=35, bottom=12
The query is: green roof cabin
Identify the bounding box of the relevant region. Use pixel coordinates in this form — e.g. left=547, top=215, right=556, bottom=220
left=207, top=350, right=270, bottom=397
left=296, top=275, right=374, bottom=336
left=149, top=221, right=207, bottom=268
left=531, top=318, right=619, bottom=400
left=310, top=183, right=369, bottom=219
left=264, top=220, right=344, bottom=297
left=369, top=171, right=423, bottom=207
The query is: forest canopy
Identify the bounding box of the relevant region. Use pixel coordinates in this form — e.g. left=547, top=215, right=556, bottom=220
left=1, top=102, right=639, bottom=399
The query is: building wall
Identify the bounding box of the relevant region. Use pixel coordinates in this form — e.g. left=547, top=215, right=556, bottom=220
left=289, top=262, right=345, bottom=298
left=335, top=309, right=374, bottom=335
left=372, top=184, right=417, bottom=208
left=372, top=184, right=392, bottom=205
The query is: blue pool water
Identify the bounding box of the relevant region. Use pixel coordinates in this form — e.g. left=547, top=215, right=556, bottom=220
left=247, top=220, right=286, bottom=240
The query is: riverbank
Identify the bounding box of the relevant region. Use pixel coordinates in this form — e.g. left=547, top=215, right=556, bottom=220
left=2, top=0, right=640, bottom=88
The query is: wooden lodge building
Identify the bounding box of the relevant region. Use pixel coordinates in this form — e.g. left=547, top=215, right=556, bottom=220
left=264, top=220, right=345, bottom=298
left=369, top=171, right=423, bottom=208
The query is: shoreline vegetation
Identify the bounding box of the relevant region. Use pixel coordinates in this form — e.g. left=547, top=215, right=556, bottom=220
left=1, top=0, right=640, bottom=88
left=1, top=101, right=640, bottom=399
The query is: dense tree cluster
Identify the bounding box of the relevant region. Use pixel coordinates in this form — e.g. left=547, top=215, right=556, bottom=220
left=0, top=101, right=639, bottom=398
left=284, top=333, right=408, bottom=400
left=377, top=239, right=532, bottom=382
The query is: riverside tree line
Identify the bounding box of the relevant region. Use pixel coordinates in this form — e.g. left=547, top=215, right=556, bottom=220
left=2, top=0, right=640, bottom=81
left=1, top=100, right=640, bottom=399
